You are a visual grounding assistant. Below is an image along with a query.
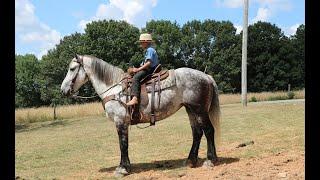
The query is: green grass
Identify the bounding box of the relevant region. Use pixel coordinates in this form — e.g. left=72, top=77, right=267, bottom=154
left=15, top=101, right=305, bottom=179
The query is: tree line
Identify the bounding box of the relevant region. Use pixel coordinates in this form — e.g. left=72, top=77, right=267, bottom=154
left=15, top=19, right=305, bottom=108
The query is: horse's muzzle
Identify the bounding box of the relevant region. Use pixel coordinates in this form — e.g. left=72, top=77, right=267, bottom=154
left=61, top=88, right=72, bottom=97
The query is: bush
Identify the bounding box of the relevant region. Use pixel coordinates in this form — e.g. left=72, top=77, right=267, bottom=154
left=250, top=96, right=257, bottom=102
left=287, top=91, right=295, bottom=99
left=267, top=95, right=288, bottom=101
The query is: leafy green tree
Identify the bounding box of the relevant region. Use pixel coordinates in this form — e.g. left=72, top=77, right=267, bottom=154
left=85, top=20, right=141, bottom=70
left=144, top=20, right=185, bottom=69
left=246, top=21, right=288, bottom=91
left=289, top=24, right=305, bottom=89
left=209, top=21, right=241, bottom=93
left=180, top=20, right=211, bottom=70
left=15, top=54, right=43, bottom=107
left=38, top=33, right=91, bottom=105
left=209, top=42, right=242, bottom=93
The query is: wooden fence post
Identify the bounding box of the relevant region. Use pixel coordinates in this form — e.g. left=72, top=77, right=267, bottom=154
left=288, top=84, right=291, bottom=92
left=53, top=102, right=57, bottom=120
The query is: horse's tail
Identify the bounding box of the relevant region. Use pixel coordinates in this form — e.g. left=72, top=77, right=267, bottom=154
left=207, top=75, right=221, bottom=146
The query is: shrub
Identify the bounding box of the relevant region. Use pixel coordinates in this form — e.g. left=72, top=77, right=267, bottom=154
left=287, top=91, right=295, bottom=99
left=250, top=96, right=257, bottom=102
left=267, top=95, right=288, bottom=101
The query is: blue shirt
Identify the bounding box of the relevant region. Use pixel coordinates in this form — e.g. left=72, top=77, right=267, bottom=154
left=142, top=46, right=159, bottom=71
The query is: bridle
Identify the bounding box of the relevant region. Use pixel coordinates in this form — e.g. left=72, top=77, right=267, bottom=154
left=70, top=56, right=85, bottom=94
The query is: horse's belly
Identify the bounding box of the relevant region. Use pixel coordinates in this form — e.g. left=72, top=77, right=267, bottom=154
left=140, top=88, right=182, bottom=122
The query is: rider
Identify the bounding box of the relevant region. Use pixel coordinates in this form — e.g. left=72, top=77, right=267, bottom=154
left=126, top=33, right=159, bottom=106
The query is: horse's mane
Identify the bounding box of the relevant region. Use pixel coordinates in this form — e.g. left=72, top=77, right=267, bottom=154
left=84, top=55, right=124, bottom=84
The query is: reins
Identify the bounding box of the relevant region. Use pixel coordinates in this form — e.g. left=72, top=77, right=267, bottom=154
left=71, top=80, right=124, bottom=99
left=136, top=124, right=152, bottom=129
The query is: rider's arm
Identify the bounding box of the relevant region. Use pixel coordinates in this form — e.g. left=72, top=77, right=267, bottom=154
left=137, top=60, right=151, bottom=72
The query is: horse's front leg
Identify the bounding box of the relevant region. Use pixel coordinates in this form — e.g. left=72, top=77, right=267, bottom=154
left=114, top=122, right=131, bottom=176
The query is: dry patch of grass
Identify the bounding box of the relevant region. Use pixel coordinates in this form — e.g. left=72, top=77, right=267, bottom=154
left=15, top=101, right=304, bottom=179
left=219, top=90, right=304, bottom=105
left=15, top=102, right=105, bottom=124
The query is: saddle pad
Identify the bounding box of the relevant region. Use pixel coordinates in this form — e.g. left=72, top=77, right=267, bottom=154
left=145, top=69, right=176, bottom=92
left=143, top=69, right=169, bottom=84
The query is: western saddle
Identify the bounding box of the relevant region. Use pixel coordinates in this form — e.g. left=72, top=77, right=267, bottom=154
left=123, top=64, right=169, bottom=125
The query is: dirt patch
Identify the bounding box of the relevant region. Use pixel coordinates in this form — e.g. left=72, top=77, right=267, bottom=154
left=118, top=151, right=304, bottom=180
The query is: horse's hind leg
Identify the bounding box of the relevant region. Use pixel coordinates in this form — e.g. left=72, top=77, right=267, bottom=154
left=201, top=112, right=218, bottom=167
left=185, top=106, right=203, bottom=168
left=186, top=105, right=218, bottom=168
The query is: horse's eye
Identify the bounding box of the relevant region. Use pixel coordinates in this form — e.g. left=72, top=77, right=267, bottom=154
left=70, top=68, right=75, bottom=71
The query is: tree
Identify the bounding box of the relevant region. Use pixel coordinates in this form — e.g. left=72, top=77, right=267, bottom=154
left=85, top=20, right=141, bottom=70
left=180, top=20, right=211, bottom=70
left=15, top=54, right=43, bottom=107
left=38, top=33, right=91, bottom=105
left=209, top=21, right=241, bottom=93
left=289, top=24, right=305, bottom=89
left=246, top=21, right=287, bottom=91
left=144, top=20, right=185, bottom=69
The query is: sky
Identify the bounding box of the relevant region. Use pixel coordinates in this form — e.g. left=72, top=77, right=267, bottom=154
left=15, top=0, right=305, bottom=59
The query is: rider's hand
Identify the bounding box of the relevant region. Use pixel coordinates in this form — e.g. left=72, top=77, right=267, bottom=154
left=132, top=68, right=140, bottom=73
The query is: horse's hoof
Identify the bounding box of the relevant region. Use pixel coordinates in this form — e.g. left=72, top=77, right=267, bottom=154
left=202, top=160, right=215, bottom=168
left=114, top=166, right=129, bottom=177
left=184, top=159, right=198, bottom=168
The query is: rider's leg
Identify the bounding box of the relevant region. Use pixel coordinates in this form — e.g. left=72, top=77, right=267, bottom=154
left=127, top=70, right=149, bottom=106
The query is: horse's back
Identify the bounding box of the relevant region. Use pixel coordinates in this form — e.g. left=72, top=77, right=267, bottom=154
left=174, top=67, right=214, bottom=87
left=174, top=67, right=215, bottom=111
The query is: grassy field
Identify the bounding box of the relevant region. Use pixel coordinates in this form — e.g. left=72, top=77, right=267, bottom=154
left=15, top=90, right=304, bottom=124
left=15, top=100, right=305, bottom=179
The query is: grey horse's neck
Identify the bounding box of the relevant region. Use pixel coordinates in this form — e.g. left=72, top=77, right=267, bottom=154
left=83, top=55, right=125, bottom=98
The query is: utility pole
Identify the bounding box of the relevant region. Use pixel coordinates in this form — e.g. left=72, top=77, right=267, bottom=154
left=242, top=0, right=248, bottom=107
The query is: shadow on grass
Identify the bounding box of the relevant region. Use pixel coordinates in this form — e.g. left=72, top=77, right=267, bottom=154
left=15, top=120, right=69, bottom=133
left=99, top=157, right=239, bottom=174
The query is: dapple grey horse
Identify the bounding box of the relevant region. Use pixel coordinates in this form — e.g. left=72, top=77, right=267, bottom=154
left=60, top=55, right=221, bottom=176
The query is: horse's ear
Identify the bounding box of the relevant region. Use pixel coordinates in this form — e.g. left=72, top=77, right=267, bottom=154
left=75, top=54, right=83, bottom=64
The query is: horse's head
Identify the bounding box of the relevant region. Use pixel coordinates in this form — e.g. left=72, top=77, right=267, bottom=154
left=60, top=54, right=89, bottom=96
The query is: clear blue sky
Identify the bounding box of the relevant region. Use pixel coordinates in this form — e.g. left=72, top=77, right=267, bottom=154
left=15, top=0, right=305, bottom=59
